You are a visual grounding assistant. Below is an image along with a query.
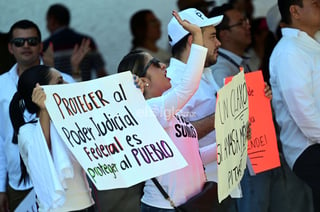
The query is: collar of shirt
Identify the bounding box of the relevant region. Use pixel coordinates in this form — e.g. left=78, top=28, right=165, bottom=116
left=282, top=27, right=320, bottom=48
left=8, top=63, right=19, bottom=86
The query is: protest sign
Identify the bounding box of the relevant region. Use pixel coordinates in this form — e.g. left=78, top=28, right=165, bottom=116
left=43, top=71, right=187, bottom=190
left=225, top=71, right=280, bottom=174
left=215, top=71, right=249, bottom=203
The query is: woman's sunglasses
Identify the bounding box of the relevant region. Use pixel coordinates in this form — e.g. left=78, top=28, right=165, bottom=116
left=140, top=58, right=161, bottom=77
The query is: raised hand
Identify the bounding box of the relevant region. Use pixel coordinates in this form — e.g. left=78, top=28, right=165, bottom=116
left=32, top=83, right=47, bottom=110
left=71, top=38, right=91, bottom=79
left=42, top=42, right=54, bottom=67
left=172, top=10, right=203, bottom=46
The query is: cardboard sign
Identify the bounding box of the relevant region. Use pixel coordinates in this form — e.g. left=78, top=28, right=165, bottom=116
left=225, top=71, right=280, bottom=174
left=215, top=71, right=249, bottom=203
left=43, top=71, right=187, bottom=190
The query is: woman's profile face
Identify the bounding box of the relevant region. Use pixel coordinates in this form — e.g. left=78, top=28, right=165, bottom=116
left=143, top=53, right=171, bottom=98
left=49, top=68, right=64, bottom=85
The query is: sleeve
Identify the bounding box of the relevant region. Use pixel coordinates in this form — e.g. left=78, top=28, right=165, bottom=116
left=50, top=123, right=74, bottom=188
left=0, top=100, right=9, bottom=192
left=0, top=136, right=7, bottom=192
left=18, top=122, right=66, bottom=210
left=148, top=44, right=207, bottom=126
left=273, top=51, right=320, bottom=142
left=199, top=143, right=217, bottom=165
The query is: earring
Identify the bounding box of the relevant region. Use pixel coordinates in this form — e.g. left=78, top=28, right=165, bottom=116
left=145, top=83, right=149, bottom=87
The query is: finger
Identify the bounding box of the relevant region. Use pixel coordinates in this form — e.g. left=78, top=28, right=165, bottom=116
left=172, top=10, right=190, bottom=26
left=73, top=43, right=80, bottom=54
left=80, top=38, right=91, bottom=52
left=49, top=42, right=54, bottom=52
left=133, top=75, right=140, bottom=88
left=172, top=10, right=182, bottom=24
left=84, top=38, right=91, bottom=48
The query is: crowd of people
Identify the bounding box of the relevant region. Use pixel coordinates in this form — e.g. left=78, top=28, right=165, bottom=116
left=0, top=0, right=319, bottom=211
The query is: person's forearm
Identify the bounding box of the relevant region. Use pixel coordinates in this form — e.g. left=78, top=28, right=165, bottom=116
left=191, top=113, right=215, bottom=139
left=39, top=110, right=51, bottom=151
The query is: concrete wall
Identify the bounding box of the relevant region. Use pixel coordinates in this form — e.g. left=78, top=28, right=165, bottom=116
left=0, top=0, right=276, bottom=75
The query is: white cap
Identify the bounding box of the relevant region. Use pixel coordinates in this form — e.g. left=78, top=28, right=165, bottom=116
left=168, top=8, right=223, bottom=46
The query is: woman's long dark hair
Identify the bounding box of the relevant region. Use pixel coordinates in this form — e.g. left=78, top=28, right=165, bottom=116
left=118, top=50, right=148, bottom=77
left=9, top=65, right=52, bottom=185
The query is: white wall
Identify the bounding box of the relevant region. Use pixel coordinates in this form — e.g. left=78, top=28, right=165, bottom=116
left=0, top=0, right=277, bottom=75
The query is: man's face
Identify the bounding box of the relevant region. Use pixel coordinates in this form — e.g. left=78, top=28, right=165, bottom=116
left=293, top=0, right=320, bottom=34
left=145, top=12, right=161, bottom=41
left=224, top=9, right=251, bottom=50
left=8, top=28, right=42, bottom=68
left=202, top=25, right=221, bottom=67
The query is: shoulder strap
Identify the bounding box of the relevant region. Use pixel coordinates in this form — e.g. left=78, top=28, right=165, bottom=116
left=218, top=51, right=252, bottom=73
left=151, top=178, right=177, bottom=209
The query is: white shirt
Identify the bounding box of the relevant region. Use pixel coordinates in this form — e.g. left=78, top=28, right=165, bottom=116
left=141, top=44, right=208, bottom=209
left=269, top=28, right=320, bottom=169
left=167, top=59, right=219, bottom=181
left=0, top=64, right=33, bottom=192
left=19, top=120, right=94, bottom=211
left=0, top=62, right=74, bottom=192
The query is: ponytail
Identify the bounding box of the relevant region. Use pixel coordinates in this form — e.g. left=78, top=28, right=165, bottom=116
left=9, top=92, right=26, bottom=144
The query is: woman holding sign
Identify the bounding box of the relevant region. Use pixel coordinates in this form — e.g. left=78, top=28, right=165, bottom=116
left=9, top=65, right=94, bottom=211
left=117, top=10, right=217, bottom=211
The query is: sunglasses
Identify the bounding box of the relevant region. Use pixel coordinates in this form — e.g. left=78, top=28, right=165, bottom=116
left=10, top=37, right=40, bottom=47
left=140, top=58, right=161, bottom=77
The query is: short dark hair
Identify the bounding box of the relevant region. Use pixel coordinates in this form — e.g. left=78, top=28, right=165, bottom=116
left=130, top=10, right=153, bottom=50
left=8, top=20, right=41, bottom=41
left=171, top=34, right=190, bottom=59
left=208, top=3, right=234, bottom=39
left=47, top=3, right=70, bottom=26
left=228, top=0, right=237, bottom=4
left=278, top=0, right=303, bottom=25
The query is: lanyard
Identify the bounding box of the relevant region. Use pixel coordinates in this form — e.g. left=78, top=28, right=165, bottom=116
left=218, top=51, right=251, bottom=73
left=218, top=51, right=240, bottom=70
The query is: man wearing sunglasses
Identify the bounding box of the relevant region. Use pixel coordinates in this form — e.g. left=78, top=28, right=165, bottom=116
left=0, top=19, right=76, bottom=212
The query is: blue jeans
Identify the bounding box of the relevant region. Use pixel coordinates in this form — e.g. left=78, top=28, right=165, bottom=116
left=140, top=202, right=175, bottom=212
